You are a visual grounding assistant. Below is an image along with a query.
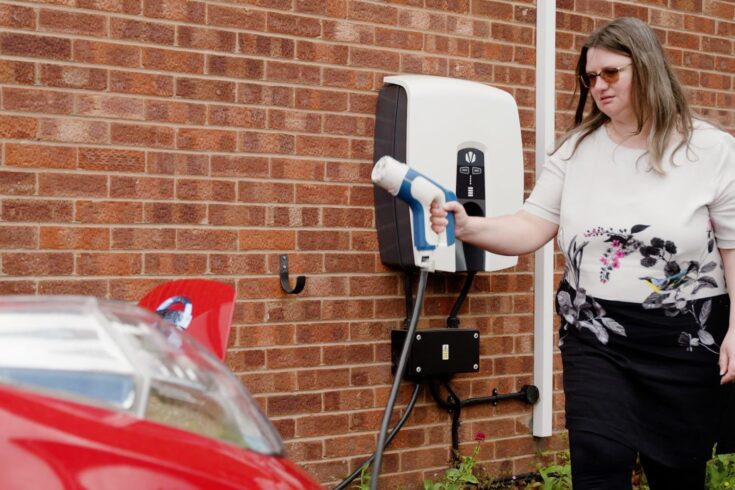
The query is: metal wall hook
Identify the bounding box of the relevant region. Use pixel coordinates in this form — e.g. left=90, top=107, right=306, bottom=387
left=279, top=254, right=306, bottom=295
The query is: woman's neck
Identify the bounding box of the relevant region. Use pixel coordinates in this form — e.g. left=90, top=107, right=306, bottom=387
left=606, top=118, right=651, bottom=149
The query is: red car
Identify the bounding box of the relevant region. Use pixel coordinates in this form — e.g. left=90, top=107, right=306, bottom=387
left=0, top=284, right=321, bottom=489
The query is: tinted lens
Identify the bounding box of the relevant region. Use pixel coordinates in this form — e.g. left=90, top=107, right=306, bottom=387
left=600, top=67, right=621, bottom=84
left=582, top=67, right=623, bottom=88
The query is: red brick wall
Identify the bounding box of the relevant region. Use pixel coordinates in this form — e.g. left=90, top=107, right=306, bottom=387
left=0, top=0, right=732, bottom=487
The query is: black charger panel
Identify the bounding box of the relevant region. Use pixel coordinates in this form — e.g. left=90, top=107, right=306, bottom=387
left=391, top=328, right=480, bottom=379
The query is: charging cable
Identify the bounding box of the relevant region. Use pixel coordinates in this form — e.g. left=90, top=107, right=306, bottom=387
left=370, top=268, right=429, bottom=489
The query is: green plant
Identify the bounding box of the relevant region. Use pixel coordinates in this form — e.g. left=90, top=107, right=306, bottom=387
left=526, top=450, right=572, bottom=490
left=707, top=446, right=735, bottom=489
left=353, top=463, right=370, bottom=490
left=424, top=432, right=486, bottom=490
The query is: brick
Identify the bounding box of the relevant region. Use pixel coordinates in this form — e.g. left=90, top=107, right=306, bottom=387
left=177, top=128, right=237, bottom=152
left=111, top=123, right=174, bottom=149
left=110, top=176, right=173, bottom=199
left=76, top=94, right=145, bottom=121
left=325, top=162, right=371, bottom=183
left=111, top=18, right=175, bottom=45
left=268, top=13, right=321, bottom=38
left=75, top=200, right=143, bottom=224
left=176, top=178, right=235, bottom=202
left=77, top=252, right=142, bottom=275
left=238, top=181, right=293, bottom=204
left=210, top=253, right=266, bottom=275
left=39, top=9, right=106, bottom=37
left=701, top=73, right=731, bottom=90
left=296, top=414, right=349, bottom=438
left=295, top=41, right=348, bottom=66
left=239, top=83, right=294, bottom=107
left=0, top=4, right=35, bottom=29
left=39, top=173, right=107, bottom=198
left=38, top=280, right=108, bottom=296
left=239, top=33, right=294, bottom=59
left=323, top=207, right=372, bottom=228
left=2, top=87, right=74, bottom=114
left=322, top=20, right=375, bottom=44
left=349, top=1, right=398, bottom=25
left=268, top=109, right=320, bottom=133
left=239, top=229, right=295, bottom=250
left=144, top=0, right=205, bottom=23
left=0, top=33, right=71, bottom=60
left=110, top=71, right=173, bottom=97
left=211, top=155, right=268, bottom=178
left=147, top=152, right=208, bottom=176
left=296, top=324, right=349, bottom=345
left=109, top=278, right=165, bottom=301
left=240, top=131, right=294, bottom=154
left=704, top=0, right=734, bottom=18
left=266, top=61, right=320, bottom=84
left=425, top=34, right=470, bottom=56
left=207, top=4, right=265, bottom=30
left=295, top=89, right=348, bottom=112
left=298, top=230, right=349, bottom=251
left=0, top=116, right=37, bottom=139
left=143, top=202, right=206, bottom=224
left=268, top=206, right=320, bottom=227
left=2, top=199, right=72, bottom=222
left=351, top=46, right=400, bottom=71
left=208, top=105, right=266, bottom=129
left=0, top=60, right=34, bottom=84
left=111, top=228, right=176, bottom=249
left=177, top=26, right=236, bottom=52
left=295, top=184, right=349, bottom=205
left=207, top=55, right=265, bottom=80
left=3, top=252, right=73, bottom=276
left=323, top=67, right=375, bottom=91
left=400, top=53, right=448, bottom=76
left=350, top=229, right=377, bottom=250
left=144, top=253, right=207, bottom=275
left=237, top=277, right=288, bottom=299
left=324, top=253, right=374, bottom=273
left=296, top=135, right=350, bottom=158
left=0, top=225, right=37, bottom=249
left=668, top=31, right=700, bottom=50
left=146, top=100, right=206, bottom=125
left=209, top=204, right=266, bottom=227
left=399, top=9, right=446, bottom=31
left=37, top=119, right=106, bottom=144
left=78, top=0, right=141, bottom=14
left=376, top=27, right=424, bottom=51
left=40, top=64, right=106, bottom=91
left=177, top=229, right=237, bottom=251
left=670, top=0, right=703, bottom=11
left=74, top=40, right=140, bottom=68
left=702, top=36, right=732, bottom=55
left=323, top=114, right=374, bottom=137
left=40, top=226, right=108, bottom=250
left=78, top=148, right=145, bottom=173
left=271, top=158, right=323, bottom=180
left=266, top=347, right=321, bottom=369
left=5, top=144, right=76, bottom=170
left=143, top=47, right=204, bottom=74
left=0, top=281, right=36, bottom=295
left=295, top=0, right=343, bottom=13
left=176, top=78, right=236, bottom=103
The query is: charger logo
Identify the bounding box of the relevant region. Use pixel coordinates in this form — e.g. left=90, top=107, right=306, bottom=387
left=465, top=151, right=476, bottom=164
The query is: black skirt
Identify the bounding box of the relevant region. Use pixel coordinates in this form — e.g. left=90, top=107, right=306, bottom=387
left=556, top=280, right=735, bottom=466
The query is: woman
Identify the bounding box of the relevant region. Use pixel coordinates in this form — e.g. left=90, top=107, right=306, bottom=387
left=430, top=17, right=735, bottom=490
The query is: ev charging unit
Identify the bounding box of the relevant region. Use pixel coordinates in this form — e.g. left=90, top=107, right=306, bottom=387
left=373, top=74, right=524, bottom=273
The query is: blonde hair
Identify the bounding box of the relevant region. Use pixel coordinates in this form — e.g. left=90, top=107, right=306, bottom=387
left=554, top=17, right=694, bottom=174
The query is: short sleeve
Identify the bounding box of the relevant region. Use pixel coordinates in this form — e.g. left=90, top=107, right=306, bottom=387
left=522, top=140, right=572, bottom=225
left=708, top=132, right=735, bottom=248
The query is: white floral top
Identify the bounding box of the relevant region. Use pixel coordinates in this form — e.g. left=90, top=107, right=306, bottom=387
left=523, top=121, right=735, bottom=304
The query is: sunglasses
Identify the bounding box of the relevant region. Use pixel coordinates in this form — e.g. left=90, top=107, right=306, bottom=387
left=580, top=62, right=632, bottom=88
